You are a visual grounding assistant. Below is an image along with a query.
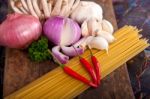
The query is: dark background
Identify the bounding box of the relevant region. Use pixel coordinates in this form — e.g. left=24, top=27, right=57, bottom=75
left=0, top=0, right=7, bottom=98
left=0, top=0, right=150, bottom=98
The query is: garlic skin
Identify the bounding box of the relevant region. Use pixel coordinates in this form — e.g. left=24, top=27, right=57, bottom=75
left=70, top=1, right=103, bottom=24
left=97, top=31, right=115, bottom=43
left=102, top=19, right=114, bottom=34
left=88, top=36, right=109, bottom=52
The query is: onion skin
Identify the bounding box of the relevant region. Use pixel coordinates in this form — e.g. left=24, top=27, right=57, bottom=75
left=43, top=16, right=81, bottom=46
left=0, top=13, right=42, bottom=49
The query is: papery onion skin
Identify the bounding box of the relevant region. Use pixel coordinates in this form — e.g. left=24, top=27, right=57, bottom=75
left=0, top=13, right=42, bottom=48
left=43, top=16, right=81, bottom=46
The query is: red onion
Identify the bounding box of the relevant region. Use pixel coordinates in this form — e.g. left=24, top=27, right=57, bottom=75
left=0, top=13, right=42, bottom=48
left=43, top=16, right=81, bottom=46
left=61, top=46, right=84, bottom=57
left=52, top=46, right=69, bottom=64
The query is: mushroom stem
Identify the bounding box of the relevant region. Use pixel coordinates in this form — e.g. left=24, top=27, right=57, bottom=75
left=70, top=0, right=80, bottom=13
left=51, top=0, right=63, bottom=16
left=10, top=0, right=23, bottom=14
left=65, top=0, right=75, bottom=16
left=20, top=0, right=29, bottom=12
left=27, top=0, right=38, bottom=18
left=39, top=1, right=43, bottom=11
left=20, top=6, right=28, bottom=14
left=15, top=1, right=28, bottom=14
left=32, top=0, right=42, bottom=18
left=59, top=0, right=68, bottom=16
left=41, top=0, right=50, bottom=18
left=68, top=0, right=75, bottom=8
left=48, top=0, right=54, bottom=16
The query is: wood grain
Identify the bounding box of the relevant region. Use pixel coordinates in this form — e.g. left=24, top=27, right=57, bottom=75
left=3, top=0, right=135, bottom=98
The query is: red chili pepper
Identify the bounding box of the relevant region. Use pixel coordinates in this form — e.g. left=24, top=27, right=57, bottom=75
left=91, top=56, right=101, bottom=85
left=88, top=48, right=101, bottom=85
left=79, top=57, right=97, bottom=85
left=48, top=50, right=97, bottom=88
left=62, top=65, right=97, bottom=88
left=72, top=46, right=97, bottom=85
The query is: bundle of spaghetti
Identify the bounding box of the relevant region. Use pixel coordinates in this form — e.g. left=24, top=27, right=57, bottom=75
left=5, top=26, right=149, bottom=99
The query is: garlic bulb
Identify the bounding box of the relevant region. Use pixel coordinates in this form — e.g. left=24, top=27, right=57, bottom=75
left=97, top=31, right=115, bottom=43
left=102, top=19, right=114, bottom=34
left=88, top=36, right=109, bottom=52
left=71, top=1, right=103, bottom=24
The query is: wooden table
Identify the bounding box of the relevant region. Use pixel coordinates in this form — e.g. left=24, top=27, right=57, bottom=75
left=3, top=0, right=135, bottom=98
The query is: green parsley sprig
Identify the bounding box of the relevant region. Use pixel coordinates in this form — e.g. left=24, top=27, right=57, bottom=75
left=28, top=36, right=51, bottom=62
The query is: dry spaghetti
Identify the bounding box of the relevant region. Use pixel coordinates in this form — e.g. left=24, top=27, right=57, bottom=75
left=5, top=26, right=149, bottom=99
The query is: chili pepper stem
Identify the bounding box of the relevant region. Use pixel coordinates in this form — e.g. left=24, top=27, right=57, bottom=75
left=87, top=46, right=94, bottom=56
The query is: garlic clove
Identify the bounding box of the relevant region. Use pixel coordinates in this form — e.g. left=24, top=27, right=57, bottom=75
left=88, top=36, right=109, bottom=51
left=87, top=19, right=95, bottom=36
left=81, top=21, right=89, bottom=37
left=87, top=19, right=102, bottom=36
left=80, top=36, right=94, bottom=49
left=97, top=31, right=115, bottom=43
left=102, top=19, right=114, bottom=34
left=85, top=36, right=94, bottom=44
left=98, top=21, right=103, bottom=31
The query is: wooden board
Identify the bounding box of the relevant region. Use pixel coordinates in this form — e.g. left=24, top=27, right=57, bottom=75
left=3, top=0, right=135, bottom=98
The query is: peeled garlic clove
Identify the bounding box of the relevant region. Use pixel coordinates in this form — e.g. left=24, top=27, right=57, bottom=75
left=88, top=36, right=109, bottom=51
left=81, top=21, right=89, bottom=37
left=97, top=31, right=115, bottom=43
left=102, top=19, right=114, bottom=34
